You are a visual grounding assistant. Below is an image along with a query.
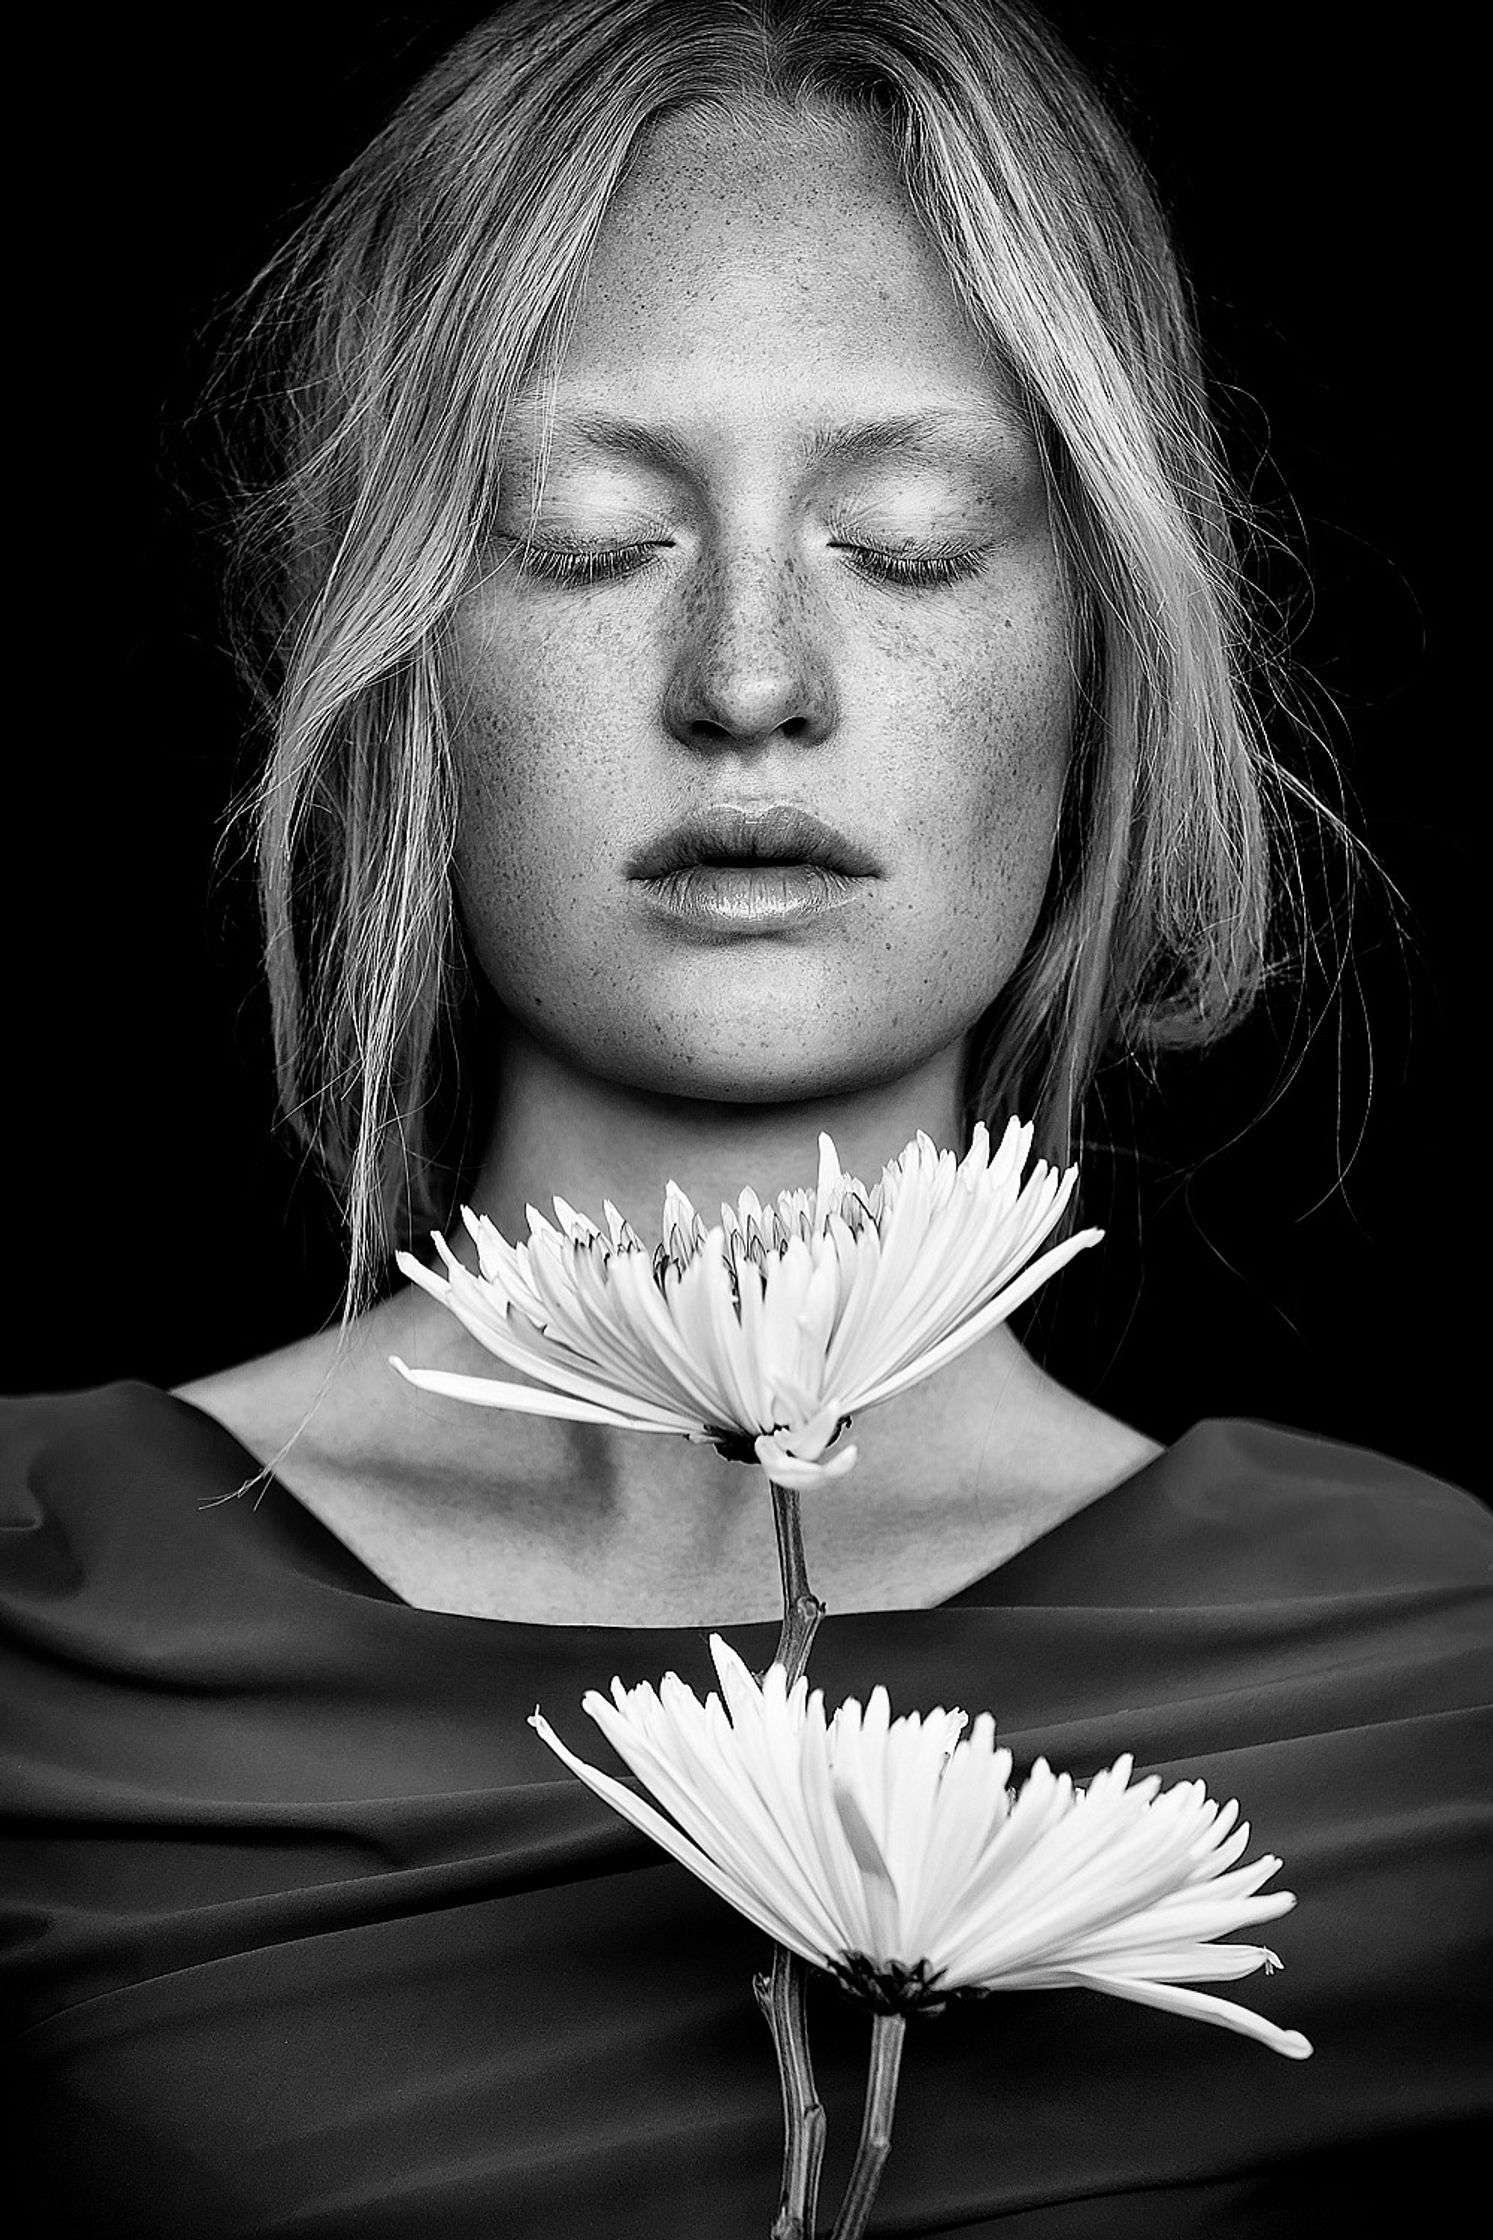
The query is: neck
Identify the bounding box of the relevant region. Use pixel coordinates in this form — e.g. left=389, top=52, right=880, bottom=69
left=368, top=1008, right=1070, bottom=1610
left=461, top=1010, right=974, bottom=1252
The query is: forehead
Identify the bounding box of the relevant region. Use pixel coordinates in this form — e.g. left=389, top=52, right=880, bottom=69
left=503, top=101, right=1029, bottom=462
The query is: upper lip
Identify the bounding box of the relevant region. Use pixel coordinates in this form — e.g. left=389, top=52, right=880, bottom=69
left=628, top=803, right=881, bottom=880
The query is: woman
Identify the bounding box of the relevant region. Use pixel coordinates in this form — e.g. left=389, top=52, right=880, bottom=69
left=4, top=2, right=1486, bottom=2233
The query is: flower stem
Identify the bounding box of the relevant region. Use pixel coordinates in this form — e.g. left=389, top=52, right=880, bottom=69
left=753, top=1947, right=827, bottom=2240
left=767, top=1476, right=824, bottom=1685
left=827, top=2012, right=907, bottom=2240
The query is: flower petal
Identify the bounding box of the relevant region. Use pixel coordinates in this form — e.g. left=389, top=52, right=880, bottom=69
left=388, top=1359, right=698, bottom=1431
left=528, top=1709, right=830, bottom=1968
left=755, top=1433, right=860, bottom=1489
left=1034, top=1965, right=1314, bottom=2059
left=846, top=1227, right=1104, bottom=1413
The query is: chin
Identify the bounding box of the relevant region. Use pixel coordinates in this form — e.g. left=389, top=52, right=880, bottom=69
left=597, top=1021, right=941, bottom=1108
left=508, top=967, right=977, bottom=1107
left=601, top=1047, right=863, bottom=1106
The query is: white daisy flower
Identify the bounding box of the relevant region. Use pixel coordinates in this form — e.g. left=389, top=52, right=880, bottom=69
left=390, top=1117, right=1102, bottom=1490
left=531, top=1634, right=1312, bottom=2059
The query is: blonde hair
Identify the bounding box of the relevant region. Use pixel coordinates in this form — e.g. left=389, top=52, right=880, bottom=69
left=217, top=0, right=1365, bottom=1319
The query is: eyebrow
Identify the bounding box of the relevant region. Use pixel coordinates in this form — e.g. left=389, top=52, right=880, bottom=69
left=540, top=406, right=1025, bottom=479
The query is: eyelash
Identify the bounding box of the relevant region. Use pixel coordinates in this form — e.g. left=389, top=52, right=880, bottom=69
left=508, top=538, right=985, bottom=591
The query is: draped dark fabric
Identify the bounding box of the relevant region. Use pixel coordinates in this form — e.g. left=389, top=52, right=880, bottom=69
left=2, top=1382, right=1489, bottom=2237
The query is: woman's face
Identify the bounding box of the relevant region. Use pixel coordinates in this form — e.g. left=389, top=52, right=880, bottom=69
left=449, top=102, right=1074, bottom=1103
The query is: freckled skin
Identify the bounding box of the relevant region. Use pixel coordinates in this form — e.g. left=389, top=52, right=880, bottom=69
left=172, top=106, right=1170, bottom=1623
left=450, top=100, right=1074, bottom=1105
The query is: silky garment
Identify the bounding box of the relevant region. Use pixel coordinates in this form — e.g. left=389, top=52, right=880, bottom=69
left=2, top=1384, right=1489, bottom=2236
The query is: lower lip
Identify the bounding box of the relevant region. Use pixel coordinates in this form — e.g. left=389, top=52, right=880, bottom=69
left=637, top=864, right=866, bottom=935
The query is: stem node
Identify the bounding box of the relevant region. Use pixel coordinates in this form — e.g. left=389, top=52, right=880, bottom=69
left=768, top=1475, right=824, bottom=1684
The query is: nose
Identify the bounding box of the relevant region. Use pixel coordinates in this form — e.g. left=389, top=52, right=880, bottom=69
left=661, top=538, right=839, bottom=752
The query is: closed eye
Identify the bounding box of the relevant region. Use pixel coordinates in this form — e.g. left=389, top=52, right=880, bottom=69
left=503, top=538, right=987, bottom=590
left=843, top=543, right=985, bottom=588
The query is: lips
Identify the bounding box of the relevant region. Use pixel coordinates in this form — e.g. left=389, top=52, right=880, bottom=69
left=627, top=803, right=881, bottom=882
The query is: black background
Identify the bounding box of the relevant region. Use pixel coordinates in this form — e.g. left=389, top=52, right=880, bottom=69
left=13, top=7, right=1479, bottom=1495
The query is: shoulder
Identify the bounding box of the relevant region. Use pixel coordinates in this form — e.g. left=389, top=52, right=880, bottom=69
left=1, top=1331, right=396, bottom=1573
left=0, top=1379, right=253, bottom=1562
left=1, top=1379, right=192, bottom=1515
left=171, top=1303, right=437, bottom=1482
left=173, top=1330, right=345, bottom=1465
left=1144, top=1416, right=1490, bottom=1598
left=1173, top=1416, right=1490, bottom=1583
left=0, top=1382, right=266, bottom=1660
left=997, top=1412, right=1492, bottom=1609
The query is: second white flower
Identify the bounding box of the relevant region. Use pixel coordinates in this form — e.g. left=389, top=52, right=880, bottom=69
left=531, top=1635, right=1313, bottom=2059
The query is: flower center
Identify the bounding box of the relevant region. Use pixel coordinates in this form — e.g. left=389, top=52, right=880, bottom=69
left=707, top=1431, right=761, bottom=1466
left=830, top=1954, right=970, bottom=2017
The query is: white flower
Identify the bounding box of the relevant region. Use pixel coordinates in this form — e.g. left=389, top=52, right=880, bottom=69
left=390, top=1118, right=1101, bottom=1489
left=531, top=1635, right=1312, bottom=2059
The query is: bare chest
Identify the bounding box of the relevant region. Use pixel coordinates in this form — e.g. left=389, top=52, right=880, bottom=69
left=195, top=1397, right=1158, bottom=1625
left=269, top=1467, right=1060, bottom=1622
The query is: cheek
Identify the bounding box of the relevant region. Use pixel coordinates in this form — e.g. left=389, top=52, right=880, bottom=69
left=446, top=610, right=617, bottom=906
left=455, top=701, right=551, bottom=881
left=972, top=670, right=1071, bottom=902
left=449, top=704, right=583, bottom=1006
left=910, top=594, right=1075, bottom=934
